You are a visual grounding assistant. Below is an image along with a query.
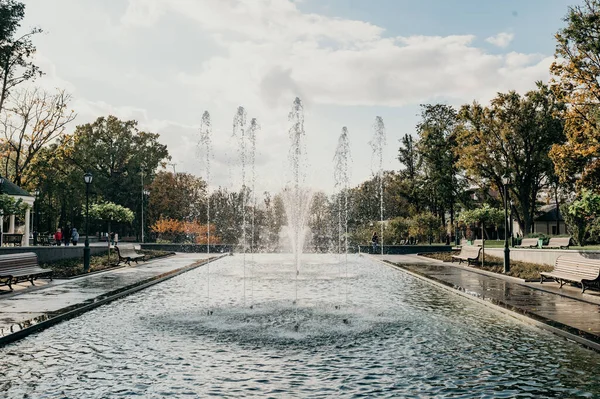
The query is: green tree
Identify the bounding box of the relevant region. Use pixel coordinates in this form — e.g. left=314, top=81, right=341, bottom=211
left=456, top=84, right=565, bottom=234
left=459, top=204, right=504, bottom=264
left=0, top=0, right=43, bottom=113
left=562, top=189, right=600, bottom=246
left=409, top=212, right=440, bottom=243
left=60, top=115, right=170, bottom=237
left=90, top=201, right=135, bottom=235
left=397, top=133, right=422, bottom=212
left=416, top=104, right=461, bottom=227
left=0, top=192, right=25, bottom=216
left=308, top=191, right=332, bottom=252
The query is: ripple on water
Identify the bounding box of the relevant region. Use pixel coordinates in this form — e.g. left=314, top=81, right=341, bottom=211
left=1, top=254, right=600, bottom=398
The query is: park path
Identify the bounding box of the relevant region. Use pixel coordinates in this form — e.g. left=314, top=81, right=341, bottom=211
left=0, top=253, right=218, bottom=342
left=378, top=254, right=600, bottom=350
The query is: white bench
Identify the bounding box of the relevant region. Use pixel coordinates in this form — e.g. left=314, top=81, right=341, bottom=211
left=540, top=255, right=600, bottom=293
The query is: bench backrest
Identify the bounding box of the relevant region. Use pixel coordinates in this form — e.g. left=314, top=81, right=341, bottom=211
left=473, top=239, right=484, bottom=247
left=554, top=256, right=600, bottom=280
left=2, top=234, right=23, bottom=244
left=460, top=239, right=468, bottom=246
left=459, top=246, right=481, bottom=259
left=547, top=237, right=571, bottom=247
left=0, top=252, right=39, bottom=271
left=519, top=238, right=539, bottom=247
left=116, top=244, right=141, bottom=256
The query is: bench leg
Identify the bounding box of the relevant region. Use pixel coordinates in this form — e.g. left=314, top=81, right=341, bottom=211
left=558, top=279, right=565, bottom=289
left=582, top=284, right=587, bottom=294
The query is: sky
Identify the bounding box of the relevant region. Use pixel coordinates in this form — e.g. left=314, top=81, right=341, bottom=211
left=21, top=0, right=578, bottom=194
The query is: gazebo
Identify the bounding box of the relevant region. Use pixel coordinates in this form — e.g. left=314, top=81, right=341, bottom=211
left=0, top=176, right=35, bottom=247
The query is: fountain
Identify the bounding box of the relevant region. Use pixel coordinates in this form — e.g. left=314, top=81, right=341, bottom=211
left=369, top=116, right=386, bottom=255
left=334, top=126, right=351, bottom=301
left=198, top=110, right=212, bottom=312
left=283, top=97, right=313, bottom=305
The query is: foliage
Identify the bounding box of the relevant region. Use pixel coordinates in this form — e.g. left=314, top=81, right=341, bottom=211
left=308, top=191, right=332, bottom=252
left=389, top=217, right=410, bottom=243
left=456, top=84, right=564, bottom=234
left=0, top=0, right=43, bottom=114
left=416, top=104, right=462, bottom=226
left=150, top=217, right=220, bottom=244
left=550, top=0, right=600, bottom=190
left=562, top=189, right=600, bottom=245
left=147, top=171, right=206, bottom=226
left=459, top=204, right=504, bottom=226
left=90, top=202, right=134, bottom=225
left=0, top=192, right=26, bottom=215
left=408, top=212, right=440, bottom=242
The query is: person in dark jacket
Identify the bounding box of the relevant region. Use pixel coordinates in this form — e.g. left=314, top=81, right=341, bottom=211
left=62, top=226, right=71, bottom=246
left=371, top=231, right=379, bottom=253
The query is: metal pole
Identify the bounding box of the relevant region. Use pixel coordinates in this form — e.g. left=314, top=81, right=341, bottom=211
left=509, top=200, right=514, bottom=247
left=84, top=182, right=90, bottom=273
left=141, top=170, right=144, bottom=244
left=504, top=183, right=510, bottom=273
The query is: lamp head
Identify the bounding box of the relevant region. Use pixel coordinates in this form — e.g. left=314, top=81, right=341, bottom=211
left=84, top=172, right=93, bottom=184
left=502, top=175, right=510, bottom=185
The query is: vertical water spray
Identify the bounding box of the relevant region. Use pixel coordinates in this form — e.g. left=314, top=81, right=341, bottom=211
left=334, top=127, right=351, bottom=301
left=284, top=97, right=312, bottom=305
left=233, top=106, right=248, bottom=305
left=248, top=118, right=260, bottom=307
left=198, top=111, right=212, bottom=313
left=370, top=116, right=386, bottom=255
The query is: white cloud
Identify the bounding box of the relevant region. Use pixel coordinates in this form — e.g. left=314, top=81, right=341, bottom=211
left=23, top=0, right=552, bottom=192
left=485, top=32, right=515, bottom=48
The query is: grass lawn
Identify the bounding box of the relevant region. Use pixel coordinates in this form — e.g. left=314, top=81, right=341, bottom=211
left=43, top=249, right=174, bottom=279
left=420, top=251, right=552, bottom=280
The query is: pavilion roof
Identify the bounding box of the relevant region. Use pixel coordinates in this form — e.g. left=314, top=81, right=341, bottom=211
left=0, top=176, right=32, bottom=197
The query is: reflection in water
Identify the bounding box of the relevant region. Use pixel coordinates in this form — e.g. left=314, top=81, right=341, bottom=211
left=1, top=254, right=600, bottom=398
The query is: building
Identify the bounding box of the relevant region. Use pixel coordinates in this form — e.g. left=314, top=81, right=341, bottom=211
left=0, top=176, right=35, bottom=246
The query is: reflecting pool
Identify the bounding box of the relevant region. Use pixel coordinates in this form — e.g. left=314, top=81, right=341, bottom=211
left=1, top=254, right=600, bottom=398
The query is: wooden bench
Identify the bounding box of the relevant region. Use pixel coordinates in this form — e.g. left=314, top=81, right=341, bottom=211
left=451, top=246, right=482, bottom=266
left=516, top=238, right=539, bottom=248
left=542, top=237, right=571, bottom=249
left=2, top=234, right=23, bottom=247
left=473, top=239, right=484, bottom=247
left=0, top=253, right=53, bottom=291
left=540, top=255, right=600, bottom=293
left=115, top=244, right=145, bottom=266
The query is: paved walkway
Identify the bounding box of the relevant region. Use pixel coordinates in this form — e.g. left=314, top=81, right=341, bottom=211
left=379, top=254, right=600, bottom=349
left=0, top=253, right=215, bottom=340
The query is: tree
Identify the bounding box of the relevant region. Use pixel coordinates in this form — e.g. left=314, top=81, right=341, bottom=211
left=308, top=191, right=332, bottom=252
left=0, top=88, right=76, bottom=186
left=0, top=192, right=25, bottom=216
left=416, top=104, right=461, bottom=227
left=90, top=202, right=135, bottom=235
left=456, top=84, right=565, bottom=234
left=60, top=115, right=170, bottom=237
left=0, top=0, right=43, bottom=114
left=459, top=204, right=504, bottom=264
left=147, top=171, right=206, bottom=226
left=562, top=189, right=600, bottom=246
left=397, top=133, right=422, bottom=213
left=550, top=0, right=600, bottom=191
left=409, top=212, right=440, bottom=243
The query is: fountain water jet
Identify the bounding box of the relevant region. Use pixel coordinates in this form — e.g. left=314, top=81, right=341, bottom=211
left=198, top=110, right=213, bottom=312
left=233, top=106, right=248, bottom=305
left=369, top=116, right=386, bottom=255
left=284, top=97, right=312, bottom=305
left=248, top=118, right=259, bottom=306
left=334, top=126, right=351, bottom=302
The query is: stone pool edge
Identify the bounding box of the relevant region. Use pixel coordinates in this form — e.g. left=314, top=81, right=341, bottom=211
left=369, top=255, right=600, bottom=353
left=0, top=254, right=227, bottom=347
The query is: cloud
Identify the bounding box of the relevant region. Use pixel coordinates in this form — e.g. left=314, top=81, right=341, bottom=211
left=24, top=0, right=553, bottom=192
left=485, top=32, right=515, bottom=48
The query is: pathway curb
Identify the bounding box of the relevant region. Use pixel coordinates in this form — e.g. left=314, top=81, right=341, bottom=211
left=0, top=254, right=226, bottom=347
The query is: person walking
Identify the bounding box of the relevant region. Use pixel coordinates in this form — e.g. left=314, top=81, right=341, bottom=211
left=371, top=231, right=379, bottom=254
left=62, top=226, right=71, bottom=246
left=71, top=228, right=79, bottom=246
left=54, top=229, right=62, bottom=246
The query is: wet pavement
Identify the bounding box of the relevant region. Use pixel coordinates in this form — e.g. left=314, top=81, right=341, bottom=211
left=379, top=254, right=600, bottom=348
left=0, top=253, right=216, bottom=341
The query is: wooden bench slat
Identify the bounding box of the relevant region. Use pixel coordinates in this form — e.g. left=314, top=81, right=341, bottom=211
left=0, top=252, right=52, bottom=291
left=540, top=255, right=600, bottom=292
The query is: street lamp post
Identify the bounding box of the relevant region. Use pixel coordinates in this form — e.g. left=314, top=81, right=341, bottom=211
left=0, top=176, right=4, bottom=247
left=33, top=189, right=40, bottom=246
left=502, top=175, right=511, bottom=273
left=84, top=173, right=93, bottom=273
left=509, top=199, right=514, bottom=247
left=141, top=189, right=149, bottom=243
